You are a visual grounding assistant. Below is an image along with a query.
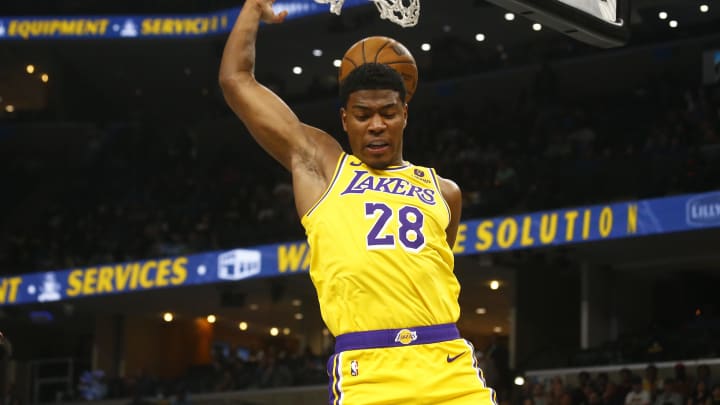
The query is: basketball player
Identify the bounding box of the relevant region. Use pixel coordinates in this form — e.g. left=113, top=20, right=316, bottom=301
left=219, top=0, right=496, bottom=403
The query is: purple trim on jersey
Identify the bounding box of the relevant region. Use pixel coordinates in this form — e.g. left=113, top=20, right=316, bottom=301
left=429, top=168, right=451, bottom=219
left=382, top=162, right=411, bottom=171
left=335, top=323, right=459, bottom=352
left=465, top=340, right=499, bottom=405
left=326, top=354, right=337, bottom=404
left=333, top=353, right=343, bottom=404
left=306, top=153, right=348, bottom=218
left=347, top=156, right=410, bottom=171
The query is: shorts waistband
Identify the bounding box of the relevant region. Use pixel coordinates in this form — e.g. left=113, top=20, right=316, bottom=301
left=335, top=323, right=459, bottom=352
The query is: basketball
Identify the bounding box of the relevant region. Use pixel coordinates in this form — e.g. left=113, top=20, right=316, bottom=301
left=339, top=36, right=418, bottom=102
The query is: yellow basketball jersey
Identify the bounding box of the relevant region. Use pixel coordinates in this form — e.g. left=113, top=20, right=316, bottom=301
left=301, top=153, right=461, bottom=336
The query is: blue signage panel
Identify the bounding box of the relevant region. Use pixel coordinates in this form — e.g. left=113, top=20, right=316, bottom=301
left=0, top=245, right=307, bottom=307
left=451, top=191, right=720, bottom=254
left=0, top=0, right=369, bottom=40
left=1, top=191, right=718, bottom=306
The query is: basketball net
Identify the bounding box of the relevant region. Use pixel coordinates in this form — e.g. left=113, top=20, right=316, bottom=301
left=314, top=0, right=420, bottom=28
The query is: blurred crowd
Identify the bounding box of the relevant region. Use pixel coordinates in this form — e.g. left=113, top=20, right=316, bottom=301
left=120, top=346, right=328, bottom=404
left=64, top=353, right=720, bottom=405
left=518, top=363, right=720, bottom=405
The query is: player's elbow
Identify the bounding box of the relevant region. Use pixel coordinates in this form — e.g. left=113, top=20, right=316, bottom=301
left=218, top=71, right=254, bottom=94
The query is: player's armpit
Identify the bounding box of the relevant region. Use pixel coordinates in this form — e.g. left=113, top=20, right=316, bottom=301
left=438, top=177, right=462, bottom=248
left=219, top=73, right=308, bottom=170
left=291, top=124, right=344, bottom=217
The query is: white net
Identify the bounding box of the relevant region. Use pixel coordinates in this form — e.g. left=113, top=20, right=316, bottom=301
left=313, top=0, right=420, bottom=27
left=372, top=0, right=420, bottom=27
left=314, top=0, right=345, bottom=16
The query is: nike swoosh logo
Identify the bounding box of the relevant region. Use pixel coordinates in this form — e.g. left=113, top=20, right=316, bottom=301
left=446, top=352, right=466, bottom=363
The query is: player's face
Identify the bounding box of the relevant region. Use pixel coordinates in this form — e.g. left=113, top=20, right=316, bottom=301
left=341, top=89, right=407, bottom=169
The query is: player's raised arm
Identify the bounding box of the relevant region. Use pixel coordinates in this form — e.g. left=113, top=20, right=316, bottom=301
left=218, top=0, right=341, bottom=174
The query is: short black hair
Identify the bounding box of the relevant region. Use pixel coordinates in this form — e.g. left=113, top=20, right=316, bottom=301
left=339, top=63, right=406, bottom=107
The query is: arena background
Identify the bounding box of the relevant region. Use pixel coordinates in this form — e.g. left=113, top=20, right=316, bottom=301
left=1, top=0, right=720, bottom=403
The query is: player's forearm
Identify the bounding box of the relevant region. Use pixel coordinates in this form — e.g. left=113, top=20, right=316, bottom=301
left=219, top=2, right=263, bottom=81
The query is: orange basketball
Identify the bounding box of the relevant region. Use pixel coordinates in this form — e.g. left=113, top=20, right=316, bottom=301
left=339, top=36, right=418, bottom=102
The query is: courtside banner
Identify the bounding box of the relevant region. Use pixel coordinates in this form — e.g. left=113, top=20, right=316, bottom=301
left=1, top=191, right=718, bottom=306
left=0, top=0, right=367, bottom=40
left=0, top=246, right=302, bottom=306
left=450, top=190, right=720, bottom=255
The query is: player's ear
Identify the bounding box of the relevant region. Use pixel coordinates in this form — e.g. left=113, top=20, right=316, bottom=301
left=340, top=108, right=348, bottom=132
left=402, top=103, right=408, bottom=129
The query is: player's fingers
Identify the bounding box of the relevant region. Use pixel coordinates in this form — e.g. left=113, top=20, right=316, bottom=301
left=268, top=9, right=288, bottom=23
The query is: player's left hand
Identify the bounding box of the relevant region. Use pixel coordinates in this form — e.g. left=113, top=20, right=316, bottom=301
left=254, top=0, right=288, bottom=24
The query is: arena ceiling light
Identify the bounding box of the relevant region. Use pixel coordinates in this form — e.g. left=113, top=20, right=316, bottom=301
left=504, top=12, right=515, bottom=21
left=532, top=22, right=543, bottom=31
left=420, top=43, right=431, bottom=51
left=26, top=64, right=35, bottom=74
left=699, top=4, right=709, bottom=13
left=669, top=19, right=678, bottom=28
left=475, top=33, right=486, bottom=42
left=292, top=66, right=303, bottom=75
left=238, top=321, right=248, bottom=330
left=312, top=49, right=323, bottom=57
left=658, top=11, right=668, bottom=20
left=333, top=59, right=342, bottom=67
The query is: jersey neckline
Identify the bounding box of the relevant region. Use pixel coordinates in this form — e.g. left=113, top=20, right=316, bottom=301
left=348, top=155, right=412, bottom=171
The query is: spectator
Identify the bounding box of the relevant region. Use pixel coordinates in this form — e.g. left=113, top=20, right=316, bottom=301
left=655, top=378, right=683, bottom=405
left=532, top=381, right=550, bottom=405
left=688, top=380, right=711, bottom=405
left=696, top=365, right=713, bottom=391
left=605, top=378, right=627, bottom=405
left=257, top=353, right=293, bottom=389
left=710, top=385, right=720, bottom=405
left=626, top=376, right=652, bottom=405
left=675, top=364, right=692, bottom=400
left=618, top=369, right=635, bottom=403
left=549, top=377, right=567, bottom=405
left=644, top=365, right=663, bottom=402
left=571, top=371, right=592, bottom=405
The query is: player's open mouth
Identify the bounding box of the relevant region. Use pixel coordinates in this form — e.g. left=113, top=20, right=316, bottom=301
left=367, top=142, right=389, bottom=152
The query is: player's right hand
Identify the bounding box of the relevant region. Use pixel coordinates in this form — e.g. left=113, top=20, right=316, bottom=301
left=253, top=0, right=288, bottom=24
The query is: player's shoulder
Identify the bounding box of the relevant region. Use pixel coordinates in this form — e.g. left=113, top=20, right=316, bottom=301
left=429, top=168, right=460, bottom=193
left=437, top=176, right=461, bottom=198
